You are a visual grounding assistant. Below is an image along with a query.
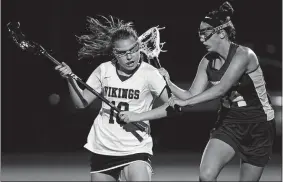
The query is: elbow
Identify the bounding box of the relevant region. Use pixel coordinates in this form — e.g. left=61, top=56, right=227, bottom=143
left=181, top=90, right=192, bottom=100
left=218, top=86, right=228, bottom=97
left=184, top=91, right=191, bottom=100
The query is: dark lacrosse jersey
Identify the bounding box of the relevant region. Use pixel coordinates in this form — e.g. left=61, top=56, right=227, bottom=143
left=205, top=43, right=274, bottom=122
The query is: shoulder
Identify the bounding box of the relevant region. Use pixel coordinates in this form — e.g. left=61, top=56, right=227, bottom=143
left=98, top=61, right=116, bottom=72
left=234, top=45, right=258, bottom=63
left=227, top=45, right=259, bottom=73
left=139, top=61, right=165, bottom=81
left=140, top=61, right=159, bottom=72
left=88, top=61, right=114, bottom=77
left=100, top=61, right=115, bottom=68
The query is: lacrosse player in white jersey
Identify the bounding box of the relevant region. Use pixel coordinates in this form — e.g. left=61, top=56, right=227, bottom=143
left=55, top=15, right=171, bottom=181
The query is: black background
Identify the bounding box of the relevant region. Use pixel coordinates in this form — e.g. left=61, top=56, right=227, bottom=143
left=2, top=0, right=282, bottom=153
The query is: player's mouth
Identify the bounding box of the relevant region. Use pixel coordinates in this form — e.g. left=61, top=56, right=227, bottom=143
left=126, top=61, right=135, bottom=67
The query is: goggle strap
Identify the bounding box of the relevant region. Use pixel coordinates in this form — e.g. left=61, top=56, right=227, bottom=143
left=213, top=21, right=234, bottom=33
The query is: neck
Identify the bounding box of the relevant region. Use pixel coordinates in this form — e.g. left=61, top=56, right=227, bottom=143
left=117, top=67, right=134, bottom=76
left=216, top=41, right=231, bottom=60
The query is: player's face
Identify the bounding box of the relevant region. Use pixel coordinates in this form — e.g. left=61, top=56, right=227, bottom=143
left=199, top=22, right=221, bottom=52
left=113, top=37, right=141, bottom=72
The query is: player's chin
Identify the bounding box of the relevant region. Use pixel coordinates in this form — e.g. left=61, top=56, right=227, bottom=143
left=206, top=46, right=212, bottom=52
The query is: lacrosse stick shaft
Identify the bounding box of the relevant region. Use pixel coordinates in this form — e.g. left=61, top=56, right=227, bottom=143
left=44, top=51, right=144, bottom=141
left=153, top=57, right=182, bottom=112
left=6, top=22, right=145, bottom=142
left=44, top=51, right=119, bottom=112
left=154, top=57, right=173, bottom=96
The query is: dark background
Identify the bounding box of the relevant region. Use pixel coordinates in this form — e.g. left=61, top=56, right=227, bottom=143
left=2, top=0, right=282, bottom=154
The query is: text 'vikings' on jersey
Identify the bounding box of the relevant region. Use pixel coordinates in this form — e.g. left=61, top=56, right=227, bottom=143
left=104, top=86, right=140, bottom=100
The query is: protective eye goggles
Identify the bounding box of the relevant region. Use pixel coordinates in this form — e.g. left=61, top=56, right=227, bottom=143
left=113, top=41, right=140, bottom=58
left=198, top=20, right=234, bottom=42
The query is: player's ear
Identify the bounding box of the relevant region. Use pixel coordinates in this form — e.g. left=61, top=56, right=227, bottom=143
left=219, top=30, right=226, bottom=39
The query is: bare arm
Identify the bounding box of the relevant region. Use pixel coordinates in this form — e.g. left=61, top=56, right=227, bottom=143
left=136, top=88, right=170, bottom=121
left=183, top=49, right=251, bottom=106
left=119, top=67, right=171, bottom=122
left=160, top=57, right=209, bottom=100
left=55, top=62, right=101, bottom=109
left=119, top=87, right=170, bottom=122
left=66, top=79, right=98, bottom=108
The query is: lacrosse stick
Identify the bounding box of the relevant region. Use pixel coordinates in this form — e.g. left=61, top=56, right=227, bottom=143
left=138, top=26, right=182, bottom=112
left=7, top=22, right=147, bottom=142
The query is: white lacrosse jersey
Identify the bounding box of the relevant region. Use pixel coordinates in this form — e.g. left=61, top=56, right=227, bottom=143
left=84, top=61, right=166, bottom=156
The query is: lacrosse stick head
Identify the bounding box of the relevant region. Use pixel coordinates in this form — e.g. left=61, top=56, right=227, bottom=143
left=138, top=26, right=167, bottom=66
left=7, top=22, right=44, bottom=55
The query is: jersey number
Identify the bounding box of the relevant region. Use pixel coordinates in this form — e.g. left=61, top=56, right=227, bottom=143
left=109, top=101, right=129, bottom=125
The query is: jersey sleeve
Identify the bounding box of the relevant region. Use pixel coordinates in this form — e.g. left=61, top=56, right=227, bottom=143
left=147, top=68, right=166, bottom=96
left=86, top=63, right=103, bottom=93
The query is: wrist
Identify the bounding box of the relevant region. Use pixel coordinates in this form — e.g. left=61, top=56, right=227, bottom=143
left=67, top=77, right=76, bottom=84
left=66, top=76, right=73, bottom=81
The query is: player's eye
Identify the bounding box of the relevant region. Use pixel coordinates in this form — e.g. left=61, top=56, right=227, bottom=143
left=113, top=42, right=140, bottom=57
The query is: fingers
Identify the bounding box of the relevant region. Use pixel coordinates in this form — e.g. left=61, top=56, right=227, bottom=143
left=158, top=67, right=170, bottom=81
left=168, top=97, right=173, bottom=107
left=119, top=112, right=129, bottom=123
left=119, top=113, right=125, bottom=120
left=158, top=67, right=166, bottom=75
left=168, top=97, right=176, bottom=107
left=55, top=62, right=72, bottom=78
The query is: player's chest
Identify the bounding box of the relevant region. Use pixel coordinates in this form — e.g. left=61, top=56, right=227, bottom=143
left=101, top=73, right=149, bottom=100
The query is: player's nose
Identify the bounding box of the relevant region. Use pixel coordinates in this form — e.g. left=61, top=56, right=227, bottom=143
left=126, top=53, right=132, bottom=60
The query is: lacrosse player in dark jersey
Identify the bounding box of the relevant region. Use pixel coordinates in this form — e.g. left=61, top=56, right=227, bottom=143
left=158, top=2, right=275, bottom=181
left=55, top=16, right=171, bottom=181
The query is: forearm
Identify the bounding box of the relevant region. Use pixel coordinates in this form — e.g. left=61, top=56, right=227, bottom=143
left=185, top=85, right=224, bottom=106
left=168, top=81, right=193, bottom=100
left=67, top=78, right=88, bottom=108
left=138, top=103, right=169, bottom=121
